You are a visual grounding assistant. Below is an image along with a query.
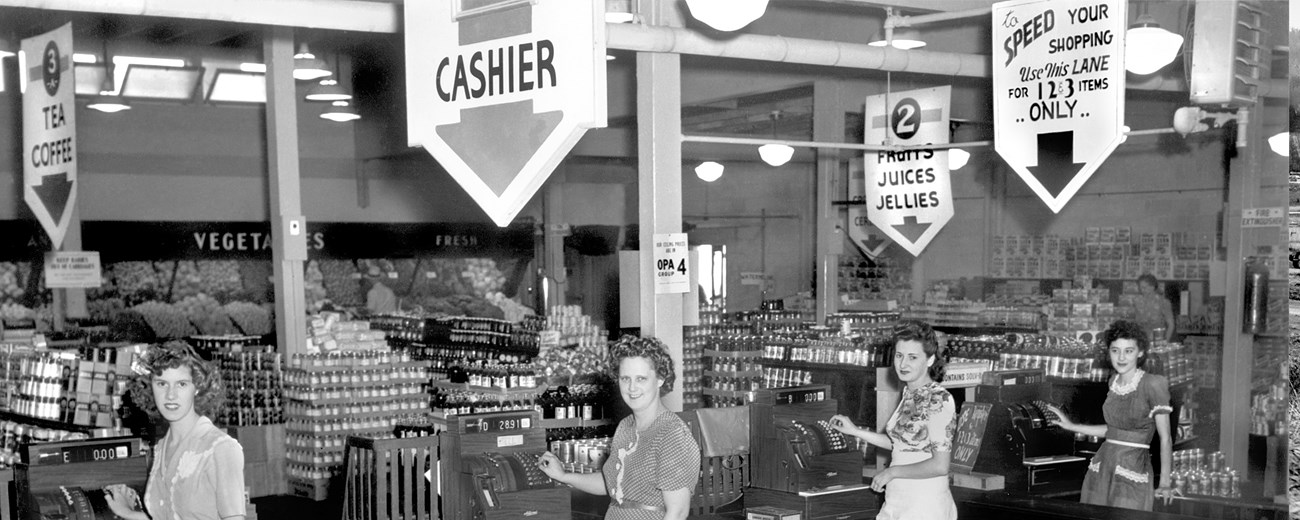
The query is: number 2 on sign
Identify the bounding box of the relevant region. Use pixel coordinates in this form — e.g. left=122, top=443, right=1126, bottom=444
left=657, top=258, right=686, bottom=274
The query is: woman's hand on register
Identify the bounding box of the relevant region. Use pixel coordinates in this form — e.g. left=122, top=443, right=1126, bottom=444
left=536, top=451, right=567, bottom=482
left=1042, top=404, right=1073, bottom=430
left=102, top=483, right=147, bottom=520
left=827, top=415, right=859, bottom=436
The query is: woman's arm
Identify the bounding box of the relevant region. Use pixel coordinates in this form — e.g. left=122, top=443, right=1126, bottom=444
left=828, top=414, right=892, bottom=451
left=1045, top=404, right=1108, bottom=438
left=537, top=451, right=607, bottom=496
left=1154, top=413, right=1175, bottom=503
left=661, top=487, right=692, bottom=520
left=102, top=485, right=149, bottom=520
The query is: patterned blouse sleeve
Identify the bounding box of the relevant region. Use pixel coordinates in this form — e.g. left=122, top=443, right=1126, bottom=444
left=1145, top=373, right=1172, bottom=418
left=926, top=386, right=957, bottom=453
left=212, top=437, right=247, bottom=518
left=656, top=419, right=702, bottom=492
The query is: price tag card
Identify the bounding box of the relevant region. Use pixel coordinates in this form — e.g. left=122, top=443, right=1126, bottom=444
left=653, top=233, right=689, bottom=294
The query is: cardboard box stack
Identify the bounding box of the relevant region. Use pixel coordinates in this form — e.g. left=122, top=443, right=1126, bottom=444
left=990, top=228, right=1212, bottom=281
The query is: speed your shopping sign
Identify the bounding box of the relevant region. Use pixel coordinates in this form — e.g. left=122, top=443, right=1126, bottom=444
left=23, top=23, right=77, bottom=249
left=405, top=0, right=607, bottom=227
left=993, top=0, right=1126, bottom=213
left=863, top=86, right=953, bottom=257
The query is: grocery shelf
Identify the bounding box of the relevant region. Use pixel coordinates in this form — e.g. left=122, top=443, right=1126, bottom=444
left=429, top=379, right=548, bottom=396
left=703, top=370, right=764, bottom=378
left=703, top=349, right=764, bottom=358
left=538, top=417, right=613, bottom=429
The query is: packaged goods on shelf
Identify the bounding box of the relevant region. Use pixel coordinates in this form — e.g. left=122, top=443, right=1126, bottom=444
left=214, top=350, right=284, bottom=427
left=0, top=419, right=97, bottom=468
left=547, top=435, right=612, bottom=474
left=946, top=333, right=1103, bottom=381
left=283, top=348, right=431, bottom=498
left=1170, top=449, right=1243, bottom=498
left=2, top=344, right=142, bottom=428
left=307, top=312, right=388, bottom=353
left=682, top=326, right=705, bottom=410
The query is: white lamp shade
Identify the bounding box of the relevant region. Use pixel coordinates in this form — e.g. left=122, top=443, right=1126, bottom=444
left=1267, top=132, right=1289, bottom=156
left=605, top=0, right=634, bottom=23
left=293, top=44, right=333, bottom=81
left=948, top=148, right=970, bottom=170
left=685, top=0, right=769, bottom=31
left=87, top=95, right=131, bottom=113
left=758, top=143, right=794, bottom=166
left=695, top=161, right=724, bottom=182
left=305, top=78, right=352, bottom=102
left=1125, top=25, right=1183, bottom=75
left=320, top=101, right=360, bottom=122
left=868, top=28, right=927, bottom=50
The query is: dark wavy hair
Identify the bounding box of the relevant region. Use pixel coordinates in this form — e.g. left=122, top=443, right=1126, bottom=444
left=1136, top=273, right=1159, bottom=289
left=607, top=335, right=676, bottom=396
left=126, top=341, right=224, bottom=422
left=1100, top=319, right=1150, bottom=369
left=891, top=320, right=946, bottom=382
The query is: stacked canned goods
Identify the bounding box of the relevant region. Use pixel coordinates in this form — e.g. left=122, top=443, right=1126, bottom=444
left=1170, top=449, right=1240, bottom=498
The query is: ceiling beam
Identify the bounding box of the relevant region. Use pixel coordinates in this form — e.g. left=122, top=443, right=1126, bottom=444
left=0, top=0, right=400, bottom=33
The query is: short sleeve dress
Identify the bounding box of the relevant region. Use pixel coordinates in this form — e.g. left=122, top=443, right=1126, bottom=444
left=144, top=416, right=246, bottom=520
left=602, top=408, right=701, bottom=520
left=1080, top=370, right=1171, bottom=511
left=876, top=381, right=957, bottom=520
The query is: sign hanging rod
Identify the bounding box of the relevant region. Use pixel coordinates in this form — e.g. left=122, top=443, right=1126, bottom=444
left=680, top=127, right=1176, bottom=152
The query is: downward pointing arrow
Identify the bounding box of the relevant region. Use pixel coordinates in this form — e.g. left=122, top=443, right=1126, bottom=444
left=1026, top=131, right=1086, bottom=198
left=891, top=216, right=931, bottom=243
left=32, top=173, right=73, bottom=223
left=436, top=100, right=562, bottom=197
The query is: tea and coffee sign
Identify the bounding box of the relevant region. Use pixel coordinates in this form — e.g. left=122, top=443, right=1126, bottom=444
left=862, top=86, right=954, bottom=257
left=22, top=23, right=78, bottom=249
left=993, top=0, right=1126, bottom=213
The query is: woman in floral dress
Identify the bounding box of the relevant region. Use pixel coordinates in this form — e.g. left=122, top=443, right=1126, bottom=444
left=1047, top=319, right=1177, bottom=511
left=829, top=320, right=957, bottom=520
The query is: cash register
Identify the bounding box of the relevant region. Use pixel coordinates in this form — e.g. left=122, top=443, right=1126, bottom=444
left=747, top=385, right=879, bottom=520
left=440, top=410, right=569, bottom=520
left=15, top=436, right=149, bottom=520
left=951, top=369, right=1086, bottom=496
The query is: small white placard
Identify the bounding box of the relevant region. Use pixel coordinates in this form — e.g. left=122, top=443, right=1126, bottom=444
left=44, top=251, right=102, bottom=289
left=1241, top=207, right=1283, bottom=228
left=653, top=233, right=689, bottom=294
left=497, top=434, right=524, bottom=448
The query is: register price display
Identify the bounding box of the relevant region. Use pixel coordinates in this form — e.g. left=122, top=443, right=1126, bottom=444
left=992, top=0, right=1126, bottom=214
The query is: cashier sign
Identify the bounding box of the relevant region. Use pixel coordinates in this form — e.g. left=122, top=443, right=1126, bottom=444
left=405, top=0, right=607, bottom=227
left=993, top=0, right=1126, bottom=213
left=863, top=86, right=954, bottom=257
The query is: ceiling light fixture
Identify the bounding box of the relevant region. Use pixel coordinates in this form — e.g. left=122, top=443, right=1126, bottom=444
left=948, top=148, right=970, bottom=170
left=1124, top=5, right=1183, bottom=75
left=868, top=6, right=992, bottom=50
left=305, top=78, right=351, bottom=102
left=1267, top=132, right=1289, bottom=156
left=320, top=100, right=360, bottom=122
left=293, top=43, right=331, bottom=81
left=695, top=161, right=724, bottom=182
left=758, top=110, right=794, bottom=166
left=86, top=41, right=130, bottom=113
left=605, top=0, right=635, bottom=24
left=684, top=0, right=768, bottom=32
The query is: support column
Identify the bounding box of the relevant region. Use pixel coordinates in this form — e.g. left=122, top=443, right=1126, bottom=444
left=543, top=170, right=568, bottom=309
left=1218, top=109, right=1264, bottom=471
left=813, top=81, right=843, bottom=323
left=264, top=26, right=308, bottom=356
left=636, top=1, right=684, bottom=411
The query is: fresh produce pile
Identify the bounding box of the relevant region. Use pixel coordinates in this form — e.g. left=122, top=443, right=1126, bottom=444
left=131, top=301, right=198, bottom=340
left=87, top=297, right=126, bottom=324
left=1, top=301, right=35, bottom=324
left=407, top=294, right=504, bottom=319
left=318, top=260, right=363, bottom=306
left=103, top=262, right=165, bottom=304
left=462, top=258, right=507, bottom=296
left=536, top=337, right=609, bottom=379
left=196, top=261, right=244, bottom=298
left=175, top=294, right=240, bottom=336
left=0, top=262, right=26, bottom=302
left=225, top=301, right=273, bottom=336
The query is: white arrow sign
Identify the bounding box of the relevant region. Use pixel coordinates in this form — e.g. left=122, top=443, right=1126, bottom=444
left=847, top=158, right=890, bottom=259
left=863, top=86, right=953, bottom=257
left=993, top=0, right=1127, bottom=213
left=405, top=0, right=607, bottom=227
left=22, top=23, right=77, bottom=249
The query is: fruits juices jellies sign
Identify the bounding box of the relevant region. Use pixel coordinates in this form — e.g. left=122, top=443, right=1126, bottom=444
left=862, top=86, right=954, bottom=257
left=992, top=0, right=1127, bottom=213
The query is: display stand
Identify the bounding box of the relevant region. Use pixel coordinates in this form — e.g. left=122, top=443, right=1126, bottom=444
left=342, top=435, right=438, bottom=520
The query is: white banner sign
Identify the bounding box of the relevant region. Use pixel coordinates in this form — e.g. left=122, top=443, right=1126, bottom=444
left=653, top=233, right=689, bottom=294
left=993, top=0, right=1127, bottom=213
left=44, top=251, right=101, bottom=289
left=23, top=23, right=78, bottom=249
left=739, top=272, right=772, bottom=287
left=863, top=86, right=953, bottom=257
left=405, top=0, right=607, bottom=227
